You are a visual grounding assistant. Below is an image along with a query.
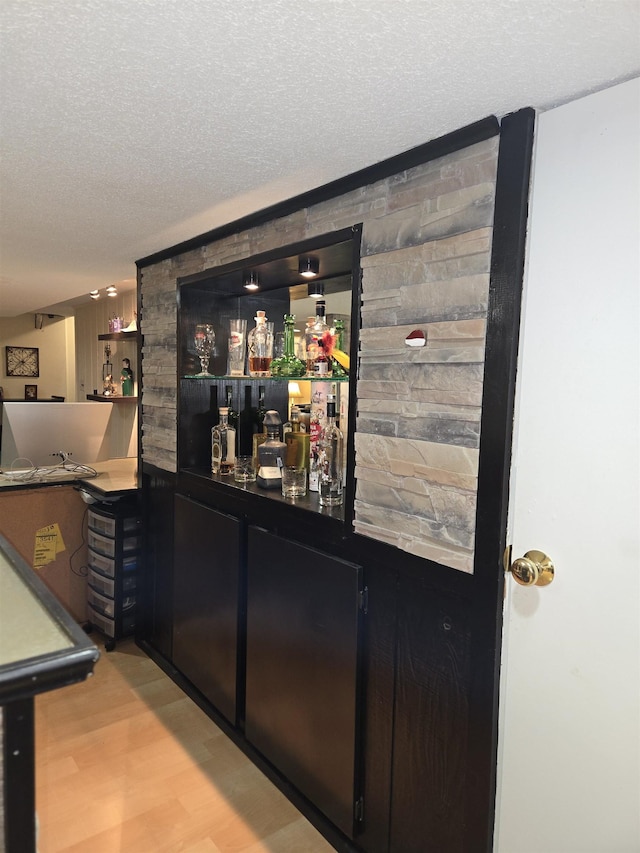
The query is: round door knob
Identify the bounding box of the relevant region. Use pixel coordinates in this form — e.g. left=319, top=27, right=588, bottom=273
left=508, top=550, right=554, bottom=587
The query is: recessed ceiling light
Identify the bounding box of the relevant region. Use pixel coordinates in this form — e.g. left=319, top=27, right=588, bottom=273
left=243, top=270, right=260, bottom=291
left=298, top=256, right=319, bottom=278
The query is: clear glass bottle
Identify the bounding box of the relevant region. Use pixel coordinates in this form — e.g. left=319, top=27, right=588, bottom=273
left=247, top=310, right=273, bottom=377
left=211, top=406, right=236, bottom=475
left=318, top=394, right=344, bottom=506
left=305, top=301, right=332, bottom=377
left=283, top=406, right=310, bottom=470
left=270, top=314, right=306, bottom=377
left=257, top=410, right=287, bottom=489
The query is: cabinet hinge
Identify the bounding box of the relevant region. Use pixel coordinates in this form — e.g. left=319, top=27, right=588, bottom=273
left=358, top=586, right=368, bottom=614
left=354, top=795, right=365, bottom=823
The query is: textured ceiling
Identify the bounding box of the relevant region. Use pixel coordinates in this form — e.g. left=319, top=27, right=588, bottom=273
left=0, top=0, right=638, bottom=317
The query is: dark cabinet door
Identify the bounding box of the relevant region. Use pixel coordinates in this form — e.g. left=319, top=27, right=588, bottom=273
left=140, top=468, right=175, bottom=660
left=173, top=494, right=241, bottom=725
left=245, top=526, right=362, bottom=839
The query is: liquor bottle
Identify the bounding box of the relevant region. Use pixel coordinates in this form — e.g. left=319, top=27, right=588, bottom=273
left=305, top=301, right=332, bottom=377
left=225, top=385, right=239, bottom=433
left=247, top=310, right=273, bottom=377
left=254, top=385, right=267, bottom=433
left=283, top=406, right=310, bottom=470
left=270, top=314, right=306, bottom=377
left=331, top=319, right=348, bottom=377
left=257, top=410, right=287, bottom=489
left=308, top=382, right=330, bottom=492
left=211, top=406, right=236, bottom=475
left=238, top=385, right=254, bottom=455
left=318, top=393, right=344, bottom=506
left=252, top=385, right=268, bottom=466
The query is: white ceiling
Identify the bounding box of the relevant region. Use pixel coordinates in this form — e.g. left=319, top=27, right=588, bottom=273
left=0, top=0, right=638, bottom=317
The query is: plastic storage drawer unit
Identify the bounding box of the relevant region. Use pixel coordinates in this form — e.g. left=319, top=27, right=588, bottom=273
left=88, top=567, right=137, bottom=599
left=85, top=500, right=140, bottom=650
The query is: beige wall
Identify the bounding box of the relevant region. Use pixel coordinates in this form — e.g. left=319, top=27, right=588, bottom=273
left=1, top=292, right=138, bottom=458
left=74, top=292, right=138, bottom=458
left=0, top=313, right=74, bottom=400
left=74, top=291, right=137, bottom=400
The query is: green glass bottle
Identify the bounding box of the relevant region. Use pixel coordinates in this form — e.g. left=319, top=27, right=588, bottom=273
left=270, top=314, right=306, bottom=377
left=331, top=319, right=348, bottom=377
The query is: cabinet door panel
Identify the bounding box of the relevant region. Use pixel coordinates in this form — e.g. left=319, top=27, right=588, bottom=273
left=246, top=526, right=362, bottom=839
left=173, top=494, right=240, bottom=724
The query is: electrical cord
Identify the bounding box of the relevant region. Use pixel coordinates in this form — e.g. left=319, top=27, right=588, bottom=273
left=2, top=452, right=98, bottom=482
left=69, top=504, right=89, bottom=578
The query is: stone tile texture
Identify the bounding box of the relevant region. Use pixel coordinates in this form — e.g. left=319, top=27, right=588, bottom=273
left=139, top=136, right=499, bottom=573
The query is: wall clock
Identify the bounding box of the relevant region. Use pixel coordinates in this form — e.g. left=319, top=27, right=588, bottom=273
left=5, top=346, right=40, bottom=377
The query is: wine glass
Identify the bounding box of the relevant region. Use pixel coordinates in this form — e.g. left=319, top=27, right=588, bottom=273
left=194, top=323, right=215, bottom=376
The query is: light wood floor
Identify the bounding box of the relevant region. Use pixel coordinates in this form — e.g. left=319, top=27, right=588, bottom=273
left=35, top=638, right=336, bottom=853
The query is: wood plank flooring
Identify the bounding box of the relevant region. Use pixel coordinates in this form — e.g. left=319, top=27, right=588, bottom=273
left=35, top=639, right=336, bottom=853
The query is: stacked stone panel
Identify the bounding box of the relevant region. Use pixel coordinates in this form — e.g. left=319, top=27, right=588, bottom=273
left=139, top=136, right=498, bottom=573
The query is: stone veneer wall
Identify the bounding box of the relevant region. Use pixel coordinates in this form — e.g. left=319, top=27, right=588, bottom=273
left=140, top=136, right=499, bottom=574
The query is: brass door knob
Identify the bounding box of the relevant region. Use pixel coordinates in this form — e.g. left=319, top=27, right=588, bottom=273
left=507, top=549, right=555, bottom=587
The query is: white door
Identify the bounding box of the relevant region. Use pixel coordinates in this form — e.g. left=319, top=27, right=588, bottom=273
left=494, top=79, right=640, bottom=853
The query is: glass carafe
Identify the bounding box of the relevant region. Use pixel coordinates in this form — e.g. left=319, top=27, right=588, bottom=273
left=247, top=311, right=273, bottom=377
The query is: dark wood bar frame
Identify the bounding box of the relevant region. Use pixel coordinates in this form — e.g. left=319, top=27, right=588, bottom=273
left=137, top=109, right=535, bottom=853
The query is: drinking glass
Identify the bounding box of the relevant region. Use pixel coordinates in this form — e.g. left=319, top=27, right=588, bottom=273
left=194, top=324, right=215, bottom=376
left=281, top=465, right=307, bottom=498
left=234, top=455, right=257, bottom=484
left=227, top=319, right=247, bottom=376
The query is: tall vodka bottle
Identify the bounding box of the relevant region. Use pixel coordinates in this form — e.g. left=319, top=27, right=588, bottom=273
left=318, top=394, right=344, bottom=506
left=211, top=407, right=236, bottom=475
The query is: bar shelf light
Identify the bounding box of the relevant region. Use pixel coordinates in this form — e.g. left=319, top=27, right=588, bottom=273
left=298, top=256, right=319, bottom=279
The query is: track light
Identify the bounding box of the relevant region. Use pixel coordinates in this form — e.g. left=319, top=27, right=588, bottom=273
left=90, top=290, right=100, bottom=300
left=307, top=281, right=324, bottom=299
left=243, top=270, right=260, bottom=291
left=298, top=256, right=319, bottom=278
